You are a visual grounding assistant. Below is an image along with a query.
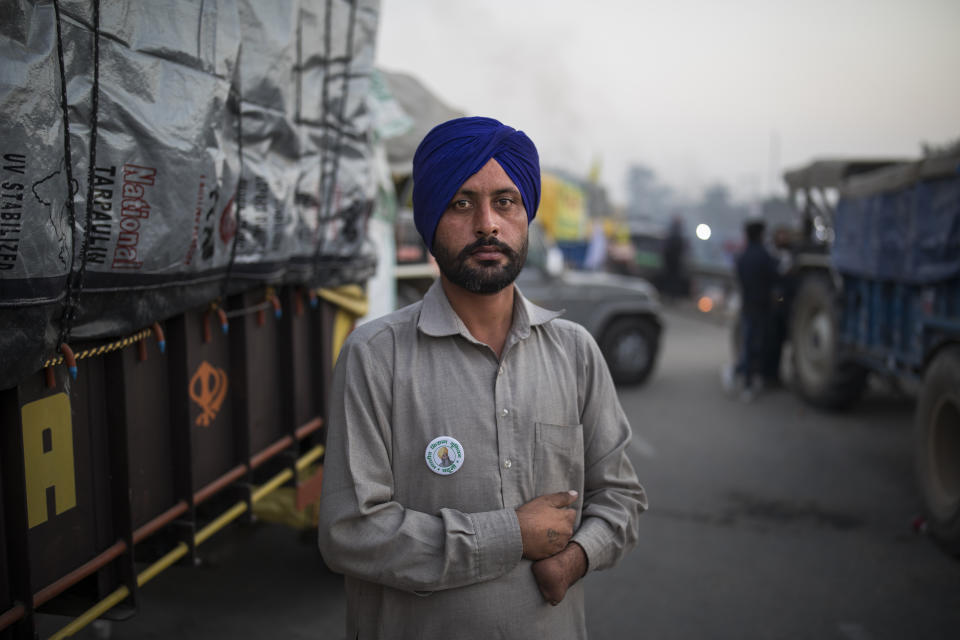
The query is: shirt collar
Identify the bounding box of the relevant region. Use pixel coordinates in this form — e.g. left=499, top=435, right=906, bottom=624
left=417, top=279, right=563, bottom=341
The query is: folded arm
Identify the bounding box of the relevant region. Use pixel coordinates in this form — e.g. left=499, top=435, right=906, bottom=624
left=572, top=330, right=648, bottom=570
left=531, top=329, right=648, bottom=604
left=317, top=335, right=523, bottom=593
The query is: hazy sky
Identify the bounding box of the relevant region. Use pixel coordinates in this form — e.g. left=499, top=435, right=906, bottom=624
left=374, top=0, right=960, bottom=205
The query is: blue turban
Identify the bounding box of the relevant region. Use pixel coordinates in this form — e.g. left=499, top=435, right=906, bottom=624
left=412, top=116, right=540, bottom=252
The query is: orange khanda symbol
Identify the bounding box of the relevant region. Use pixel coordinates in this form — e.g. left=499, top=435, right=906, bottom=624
left=189, top=361, right=228, bottom=427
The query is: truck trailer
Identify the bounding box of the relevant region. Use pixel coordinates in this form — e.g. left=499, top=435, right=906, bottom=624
left=783, top=144, right=960, bottom=555
left=0, top=1, right=382, bottom=636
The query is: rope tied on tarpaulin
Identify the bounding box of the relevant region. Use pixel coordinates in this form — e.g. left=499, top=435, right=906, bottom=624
left=52, top=0, right=102, bottom=377
left=312, top=0, right=360, bottom=284
left=218, top=44, right=245, bottom=309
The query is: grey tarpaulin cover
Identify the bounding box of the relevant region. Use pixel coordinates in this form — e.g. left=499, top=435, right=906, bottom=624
left=0, top=0, right=381, bottom=389
left=832, top=148, right=960, bottom=284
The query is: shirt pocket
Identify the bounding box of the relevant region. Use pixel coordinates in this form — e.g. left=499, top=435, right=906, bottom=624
left=533, top=422, right=585, bottom=505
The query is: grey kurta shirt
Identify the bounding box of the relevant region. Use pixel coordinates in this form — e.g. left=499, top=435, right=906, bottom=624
left=317, top=280, right=647, bottom=639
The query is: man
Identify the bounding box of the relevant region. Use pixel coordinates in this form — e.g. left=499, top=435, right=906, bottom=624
left=729, top=217, right=780, bottom=401
left=658, top=214, right=690, bottom=300
left=317, top=116, right=647, bottom=639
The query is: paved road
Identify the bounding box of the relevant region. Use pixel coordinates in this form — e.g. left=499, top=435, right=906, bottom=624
left=585, top=308, right=960, bottom=639
left=41, top=307, right=960, bottom=639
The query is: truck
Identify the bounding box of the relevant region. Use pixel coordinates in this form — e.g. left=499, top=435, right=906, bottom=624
left=0, top=2, right=382, bottom=637
left=782, top=144, right=960, bottom=555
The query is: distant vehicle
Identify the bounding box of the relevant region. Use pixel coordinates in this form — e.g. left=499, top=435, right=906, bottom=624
left=780, top=158, right=908, bottom=409
left=517, top=224, right=663, bottom=386
left=606, top=218, right=664, bottom=283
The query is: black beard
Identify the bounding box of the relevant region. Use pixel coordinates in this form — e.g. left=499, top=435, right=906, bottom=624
left=433, top=235, right=528, bottom=295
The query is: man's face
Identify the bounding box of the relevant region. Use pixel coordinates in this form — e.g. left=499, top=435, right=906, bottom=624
left=432, top=158, right=529, bottom=295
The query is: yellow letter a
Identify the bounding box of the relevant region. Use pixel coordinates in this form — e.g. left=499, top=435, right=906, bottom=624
left=22, top=393, right=77, bottom=528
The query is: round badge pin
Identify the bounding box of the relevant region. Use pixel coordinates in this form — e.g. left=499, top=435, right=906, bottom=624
left=425, top=436, right=464, bottom=476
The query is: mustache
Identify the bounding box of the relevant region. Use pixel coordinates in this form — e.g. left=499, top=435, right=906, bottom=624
left=457, top=236, right=517, bottom=261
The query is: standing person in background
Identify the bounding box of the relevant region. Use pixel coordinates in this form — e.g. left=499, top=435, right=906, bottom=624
left=725, top=217, right=780, bottom=401
left=658, top=215, right=690, bottom=300
left=583, top=220, right=608, bottom=271
left=317, top=116, right=647, bottom=639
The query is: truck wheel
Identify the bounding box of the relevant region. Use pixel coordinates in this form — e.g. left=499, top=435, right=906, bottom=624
left=789, top=274, right=867, bottom=409
left=600, top=316, right=660, bottom=386
left=915, top=346, right=960, bottom=556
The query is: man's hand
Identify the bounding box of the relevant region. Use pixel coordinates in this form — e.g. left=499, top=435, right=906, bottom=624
left=515, top=490, right=578, bottom=560
left=532, top=542, right=588, bottom=606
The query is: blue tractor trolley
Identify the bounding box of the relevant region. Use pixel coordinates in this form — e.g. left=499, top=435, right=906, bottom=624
left=783, top=144, right=960, bottom=555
